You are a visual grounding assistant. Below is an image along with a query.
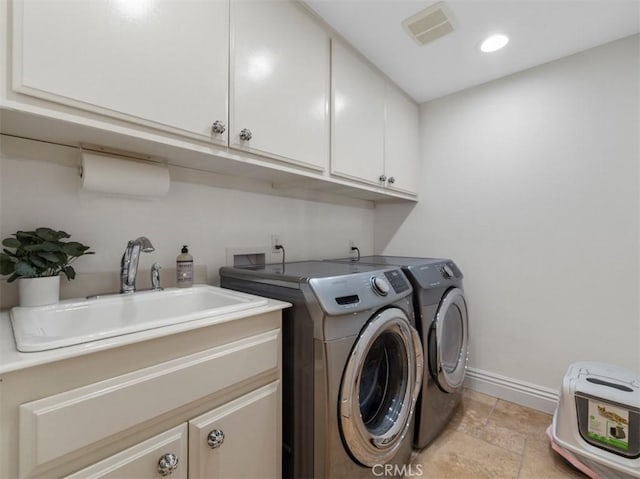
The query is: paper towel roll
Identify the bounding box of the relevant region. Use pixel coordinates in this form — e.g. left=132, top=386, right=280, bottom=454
left=81, top=151, right=170, bottom=197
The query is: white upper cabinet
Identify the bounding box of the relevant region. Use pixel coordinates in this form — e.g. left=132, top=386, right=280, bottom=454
left=4, top=0, right=418, bottom=202
left=12, top=0, right=229, bottom=145
left=331, top=39, right=419, bottom=195
left=230, top=1, right=330, bottom=171
left=331, top=40, right=386, bottom=186
left=384, top=83, right=420, bottom=195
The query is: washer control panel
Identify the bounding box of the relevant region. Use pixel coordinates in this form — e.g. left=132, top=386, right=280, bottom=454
left=309, top=267, right=412, bottom=316
left=384, top=270, right=410, bottom=294
left=370, top=275, right=390, bottom=296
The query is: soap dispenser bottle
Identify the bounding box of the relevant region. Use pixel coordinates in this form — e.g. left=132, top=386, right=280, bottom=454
left=176, top=245, right=193, bottom=288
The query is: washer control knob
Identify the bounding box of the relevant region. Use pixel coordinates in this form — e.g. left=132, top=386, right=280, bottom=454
left=441, top=264, right=454, bottom=279
left=371, top=275, right=390, bottom=296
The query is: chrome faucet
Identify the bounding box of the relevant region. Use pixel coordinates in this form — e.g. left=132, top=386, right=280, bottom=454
left=120, top=236, right=155, bottom=293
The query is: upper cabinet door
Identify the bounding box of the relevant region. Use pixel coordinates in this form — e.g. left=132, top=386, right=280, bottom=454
left=230, top=1, right=330, bottom=172
left=384, top=83, right=420, bottom=195
left=13, top=0, right=229, bottom=145
left=331, top=40, right=386, bottom=186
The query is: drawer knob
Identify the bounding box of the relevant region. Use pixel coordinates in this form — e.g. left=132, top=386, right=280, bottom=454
left=379, top=174, right=387, bottom=182
left=211, top=120, right=226, bottom=134
left=388, top=176, right=396, bottom=184
left=207, top=429, right=225, bottom=449
left=239, top=128, right=252, bottom=141
left=157, top=453, right=179, bottom=476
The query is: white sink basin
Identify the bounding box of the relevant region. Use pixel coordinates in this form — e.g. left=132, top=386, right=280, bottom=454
left=10, top=285, right=268, bottom=352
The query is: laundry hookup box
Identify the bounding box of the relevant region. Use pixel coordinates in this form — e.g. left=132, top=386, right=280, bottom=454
left=551, top=361, right=640, bottom=479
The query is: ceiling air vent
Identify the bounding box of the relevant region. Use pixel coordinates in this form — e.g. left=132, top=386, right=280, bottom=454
left=402, top=2, right=455, bottom=46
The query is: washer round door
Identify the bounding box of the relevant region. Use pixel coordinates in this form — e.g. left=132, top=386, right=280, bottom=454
left=429, top=288, right=469, bottom=393
left=339, top=308, right=423, bottom=467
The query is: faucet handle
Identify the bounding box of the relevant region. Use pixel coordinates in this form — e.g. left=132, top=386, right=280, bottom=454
left=151, top=263, right=162, bottom=290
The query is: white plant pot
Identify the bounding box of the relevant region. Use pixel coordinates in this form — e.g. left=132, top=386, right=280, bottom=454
left=18, top=276, right=61, bottom=307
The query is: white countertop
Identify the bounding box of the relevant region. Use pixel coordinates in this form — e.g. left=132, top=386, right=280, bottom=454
left=0, top=294, right=289, bottom=375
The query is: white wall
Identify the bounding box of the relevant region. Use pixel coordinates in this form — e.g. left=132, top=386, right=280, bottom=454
left=0, top=136, right=374, bottom=305
left=375, top=35, right=640, bottom=391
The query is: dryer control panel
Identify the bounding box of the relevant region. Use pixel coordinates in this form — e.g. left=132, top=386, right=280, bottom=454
left=410, top=260, right=463, bottom=289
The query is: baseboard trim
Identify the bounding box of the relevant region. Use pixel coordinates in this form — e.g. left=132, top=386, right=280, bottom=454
left=464, top=367, right=559, bottom=414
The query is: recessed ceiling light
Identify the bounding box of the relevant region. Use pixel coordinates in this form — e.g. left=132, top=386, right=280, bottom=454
left=480, top=34, right=509, bottom=53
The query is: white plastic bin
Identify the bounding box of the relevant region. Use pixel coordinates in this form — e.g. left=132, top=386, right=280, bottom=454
left=551, top=361, right=640, bottom=479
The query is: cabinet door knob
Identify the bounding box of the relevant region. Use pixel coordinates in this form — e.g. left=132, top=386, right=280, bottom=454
left=388, top=176, right=396, bottom=184
left=239, top=128, right=252, bottom=141
left=207, top=429, right=225, bottom=449
left=211, top=120, right=226, bottom=134
left=157, top=453, right=179, bottom=476
left=379, top=174, right=387, bottom=182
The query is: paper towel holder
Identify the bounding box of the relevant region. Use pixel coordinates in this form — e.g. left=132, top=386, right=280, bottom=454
left=78, top=143, right=160, bottom=178
left=79, top=144, right=171, bottom=197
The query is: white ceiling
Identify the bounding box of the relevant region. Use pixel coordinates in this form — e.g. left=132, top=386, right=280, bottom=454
left=304, top=0, right=640, bottom=103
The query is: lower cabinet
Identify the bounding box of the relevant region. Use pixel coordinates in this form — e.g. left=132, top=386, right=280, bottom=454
left=188, top=382, right=279, bottom=479
left=64, top=382, right=279, bottom=479
left=65, top=425, right=189, bottom=479
left=4, top=312, right=283, bottom=479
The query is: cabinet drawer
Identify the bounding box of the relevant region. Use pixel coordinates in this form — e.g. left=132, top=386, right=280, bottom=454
left=64, top=424, right=188, bottom=479
left=189, top=381, right=280, bottom=479
left=19, top=329, right=280, bottom=477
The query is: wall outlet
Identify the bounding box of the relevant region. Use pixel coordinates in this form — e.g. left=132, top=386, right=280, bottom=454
left=349, top=240, right=360, bottom=258
left=271, top=234, right=281, bottom=253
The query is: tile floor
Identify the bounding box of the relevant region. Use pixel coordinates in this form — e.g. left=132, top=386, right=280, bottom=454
left=409, top=389, right=587, bottom=478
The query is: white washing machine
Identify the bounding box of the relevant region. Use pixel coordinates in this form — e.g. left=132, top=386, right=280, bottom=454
left=220, top=261, right=423, bottom=478
left=327, top=256, right=469, bottom=449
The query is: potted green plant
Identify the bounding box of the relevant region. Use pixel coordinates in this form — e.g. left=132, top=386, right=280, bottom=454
left=0, top=227, right=94, bottom=307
